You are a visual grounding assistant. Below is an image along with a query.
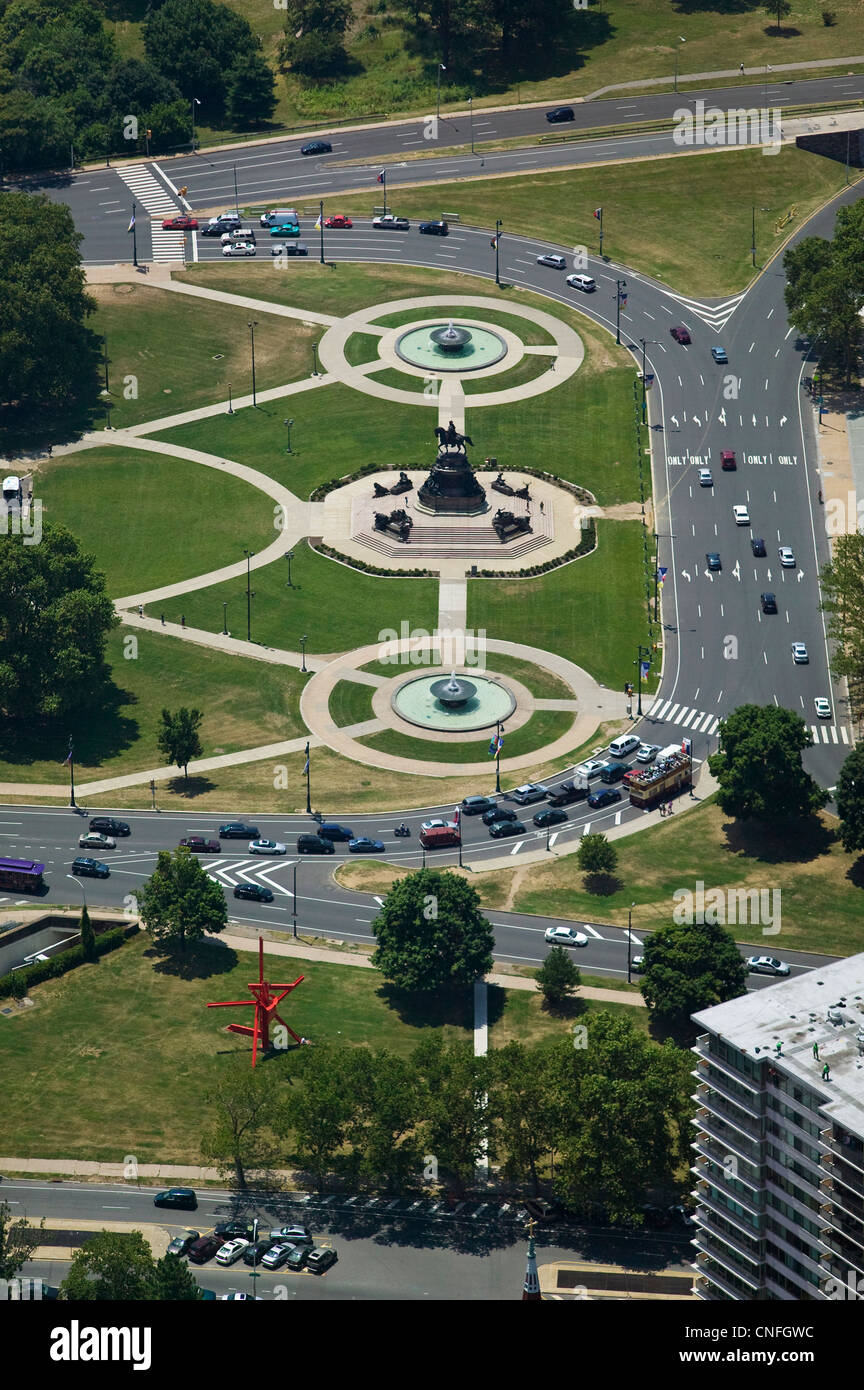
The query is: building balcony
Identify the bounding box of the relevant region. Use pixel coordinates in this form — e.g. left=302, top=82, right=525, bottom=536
left=691, top=1112, right=762, bottom=1166
left=692, top=1272, right=735, bottom=1301
left=694, top=1255, right=760, bottom=1301
left=695, top=1234, right=761, bottom=1289
left=821, top=1130, right=864, bottom=1175
left=693, top=1046, right=764, bottom=1096
left=818, top=1228, right=864, bottom=1274
left=695, top=1210, right=762, bottom=1267
left=692, top=1089, right=763, bottom=1141
left=822, top=1150, right=864, bottom=1199
left=692, top=1067, right=763, bottom=1119
left=763, top=1265, right=816, bottom=1301
left=692, top=1139, right=763, bottom=1194
left=819, top=1206, right=864, bottom=1255
left=693, top=1180, right=764, bottom=1237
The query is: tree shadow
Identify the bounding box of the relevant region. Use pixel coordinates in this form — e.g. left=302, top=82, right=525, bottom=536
left=376, top=981, right=506, bottom=1029
left=846, top=855, right=864, bottom=891
left=164, top=775, right=218, bottom=798
left=146, top=938, right=239, bottom=980
left=0, top=684, right=140, bottom=769
left=540, top=994, right=587, bottom=1020
left=720, top=815, right=835, bottom=865
left=762, top=25, right=802, bottom=37
left=582, top=873, right=624, bottom=897
left=673, top=0, right=762, bottom=11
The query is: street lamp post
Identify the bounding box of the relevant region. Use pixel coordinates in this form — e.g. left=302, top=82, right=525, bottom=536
left=319, top=198, right=325, bottom=264
left=304, top=740, right=311, bottom=815
left=627, top=901, right=635, bottom=982
left=66, top=736, right=76, bottom=808
left=639, top=338, right=657, bottom=425
left=66, top=874, right=87, bottom=910
left=674, top=36, right=686, bottom=93
left=191, top=97, right=201, bottom=148
left=285, top=550, right=294, bottom=588
left=495, top=720, right=503, bottom=794
left=494, top=219, right=502, bottom=287
left=292, top=863, right=298, bottom=937
left=227, top=382, right=233, bottom=415
left=131, top=201, right=138, bottom=268
left=312, top=342, right=319, bottom=376
left=222, top=601, right=228, bottom=634
left=248, top=321, right=258, bottom=407
left=233, top=163, right=240, bottom=218
left=635, top=644, right=651, bottom=716
left=615, top=278, right=627, bottom=345
left=243, top=548, right=254, bottom=642
left=248, top=1218, right=260, bottom=1294
left=284, top=418, right=294, bottom=453
left=437, top=63, right=446, bottom=120
left=469, top=96, right=474, bottom=155
left=300, top=634, right=308, bottom=673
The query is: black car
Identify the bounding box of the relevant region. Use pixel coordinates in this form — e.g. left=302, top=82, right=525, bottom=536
left=706, top=552, right=721, bottom=571
left=219, top=823, right=261, bottom=839
left=234, top=883, right=274, bottom=903
left=271, top=242, right=309, bottom=256
left=482, top=806, right=517, bottom=826
left=71, top=856, right=109, bottom=879
left=546, top=106, right=575, bottom=123
left=761, top=592, right=778, bottom=614
left=167, top=1229, right=199, bottom=1257
left=419, top=220, right=449, bottom=235
left=213, top=1219, right=252, bottom=1239
left=318, top=823, right=354, bottom=841
left=548, top=783, right=587, bottom=807
left=302, top=140, right=332, bottom=155
left=243, top=1238, right=277, bottom=1266
left=533, top=807, right=567, bottom=829
left=201, top=219, right=240, bottom=236
left=751, top=537, right=767, bottom=557
left=154, top=1187, right=197, bottom=1211
left=489, top=819, right=526, bottom=839
left=461, top=796, right=496, bottom=815
left=297, top=834, right=334, bottom=854
left=587, top=788, right=622, bottom=809
left=89, top=817, right=130, bottom=837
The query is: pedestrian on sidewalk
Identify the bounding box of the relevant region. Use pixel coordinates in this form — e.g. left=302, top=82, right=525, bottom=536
left=138, top=604, right=144, bottom=618
left=813, top=1041, right=819, bottom=1061
left=539, top=499, right=544, bottom=514
left=160, top=613, right=165, bottom=625
left=181, top=614, right=186, bottom=628
left=667, top=800, right=674, bottom=815
left=659, top=804, right=666, bottom=818
left=822, top=1062, right=831, bottom=1082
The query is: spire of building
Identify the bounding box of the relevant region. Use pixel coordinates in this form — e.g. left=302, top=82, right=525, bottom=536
left=522, top=1218, right=542, bottom=1301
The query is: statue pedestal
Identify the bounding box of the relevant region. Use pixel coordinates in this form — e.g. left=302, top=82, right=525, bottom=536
left=417, top=449, right=488, bottom=516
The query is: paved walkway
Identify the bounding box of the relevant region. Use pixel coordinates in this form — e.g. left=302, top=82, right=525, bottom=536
left=585, top=55, right=864, bottom=101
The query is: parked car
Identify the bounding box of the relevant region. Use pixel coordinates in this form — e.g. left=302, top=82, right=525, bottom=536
left=215, top=1238, right=249, bottom=1266
left=243, top=1238, right=277, bottom=1265
left=222, top=242, right=257, bottom=257
left=587, top=788, right=622, bottom=809
left=710, top=345, right=728, bottom=363
left=732, top=504, right=750, bottom=525
left=545, top=106, right=575, bottom=123
left=179, top=836, right=220, bottom=853
left=760, top=592, right=778, bottom=614
left=420, top=819, right=453, bottom=832
left=814, top=697, right=832, bottom=719
left=372, top=214, right=409, bottom=230
left=324, top=215, right=352, bottom=228
left=71, top=856, right=109, bottom=879
left=419, top=220, right=449, bottom=235
left=234, top=883, right=274, bottom=903
left=746, top=956, right=790, bottom=976
left=89, top=817, right=130, bottom=837
left=575, top=760, right=607, bottom=780
left=631, top=955, right=645, bottom=973
left=187, top=1235, right=221, bottom=1264
left=461, top=795, right=496, bottom=815
left=534, top=807, right=567, bottom=828
left=212, top=1220, right=252, bottom=1239
left=668, top=1203, right=697, bottom=1229
left=698, top=468, right=713, bottom=487
left=161, top=215, right=198, bottom=231
left=166, top=1230, right=199, bottom=1257
left=269, top=1224, right=313, bottom=1246
left=670, top=326, right=691, bottom=344
left=488, top=819, right=526, bottom=839
left=751, top=537, right=767, bottom=557
left=306, top=1246, right=338, bottom=1273
left=261, top=1242, right=295, bottom=1269
left=720, top=449, right=737, bottom=470
left=482, top=805, right=517, bottom=825
left=154, top=1187, right=197, bottom=1211
left=791, top=643, right=809, bottom=664
left=317, top=823, right=354, bottom=841
left=706, top=552, right=722, bottom=572
left=348, top=837, right=385, bottom=853
left=779, top=546, right=796, bottom=567
left=78, top=832, right=115, bottom=850
left=536, top=253, right=566, bottom=269
left=297, top=834, right=334, bottom=854
left=249, top=839, right=287, bottom=855
left=301, top=139, right=332, bottom=155
left=285, top=1246, right=309, bottom=1271
left=271, top=242, right=309, bottom=256
left=219, top=823, right=261, bottom=839
left=544, top=925, right=588, bottom=947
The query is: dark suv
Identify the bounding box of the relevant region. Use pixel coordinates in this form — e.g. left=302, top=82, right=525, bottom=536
left=546, top=106, right=575, bottom=123
left=318, top=823, right=354, bottom=841
left=219, top=823, right=261, bottom=839
left=154, top=1187, right=198, bottom=1211
left=71, top=856, right=109, bottom=879
left=89, top=817, right=130, bottom=837
left=297, top=834, right=334, bottom=855
left=548, top=782, right=587, bottom=807
left=461, top=796, right=496, bottom=815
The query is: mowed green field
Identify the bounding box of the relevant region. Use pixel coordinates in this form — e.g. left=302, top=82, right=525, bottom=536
left=359, top=711, right=577, bottom=764
left=35, top=446, right=274, bottom=596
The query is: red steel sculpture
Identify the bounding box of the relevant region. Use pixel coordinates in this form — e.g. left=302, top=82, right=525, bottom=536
left=207, top=937, right=305, bottom=1066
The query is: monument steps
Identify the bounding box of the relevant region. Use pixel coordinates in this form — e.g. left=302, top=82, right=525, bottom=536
left=355, top=526, right=549, bottom=559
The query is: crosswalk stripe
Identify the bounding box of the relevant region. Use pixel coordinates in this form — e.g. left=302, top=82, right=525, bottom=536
left=831, top=726, right=838, bottom=743
left=841, top=727, right=849, bottom=744
left=116, top=165, right=177, bottom=214
left=811, top=725, right=819, bottom=742
left=510, top=840, right=524, bottom=855
left=666, top=703, right=681, bottom=722
left=582, top=924, right=604, bottom=939
left=682, top=708, right=699, bottom=728
left=695, top=712, right=712, bottom=732
left=656, top=700, right=672, bottom=719
left=646, top=699, right=663, bottom=716
left=707, top=717, right=720, bottom=735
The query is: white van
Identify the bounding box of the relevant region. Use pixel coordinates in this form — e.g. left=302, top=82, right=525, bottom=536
left=2, top=475, right=22, bottom=505
left=566, top=273, right=596, bottom=292
left=608, top=734, right=640, bottom=759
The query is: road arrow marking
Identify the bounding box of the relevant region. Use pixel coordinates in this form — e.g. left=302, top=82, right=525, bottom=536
left=718, top=408, right=727, bottom=425
left=752, top=414, right=757, bottom=426
left=733, top=561, right=741, bottom=581
left=780, top=414, right=787, bottom=426
left=682, top=568, right=692, bottom=581
left=797, top=569, right=804, bottom=581
left=670, top=414, right=680, bottom=429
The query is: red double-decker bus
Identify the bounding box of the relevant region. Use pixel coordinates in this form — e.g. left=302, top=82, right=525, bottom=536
left=0, top=858, right=45, bottom=892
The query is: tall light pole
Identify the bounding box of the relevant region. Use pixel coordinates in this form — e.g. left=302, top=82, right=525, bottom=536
left=243, top=548, right=254, bottom=642
left=437, top=63, right=446, bottom=120
left=66, top=874, right=87, bottom=911
left=469, top=96, right=474, bottom=155
left=130, top=201, right=138, bottom=268
left=674, top=36, right=686, bottom=93
left=285, top=550, right=294, bottom=588
left=191, top=97, right=201, bottom=148
left=222, top=601, right=228, bottom=634
left=627, top=901, right=635, bottom=983
left=494, top=219, right=502, bottom=286
left=66, top=736, right=76, bottom=808
left=639, top=338, right=657, bottom=424
left=635, top=645, right=651, bottom=717
left=300, top=634, right=308, bottom=673
left=304, top=740, right=312, bottom=815
left=248, top=321, right=258, bottom=407
left=615, top=278, right=627, bottom=345
left=495, top=721, right=503, bottom=794
left=233, top=163, right=240, bottom=218
left=284, top=417, right=294, bottom=453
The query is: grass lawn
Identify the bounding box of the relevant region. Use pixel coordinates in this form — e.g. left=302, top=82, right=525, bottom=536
left=89, top=283, right=319, bottom=428
left=359, top=710, right=577, bottom=763
left=0, top=627, right=308, bottom=782
left=345, top=331, right=384, bottom=366
left=359, top=655, right=575, bottom=701
left=35, top=446, right=273, bottom=595
left=329, top=680, right=377, bottom=727
left=469, top=522, right=654, bottom=690
left=157, top=541, right=439, bottom=657
left=462, top=355, right=555, bottom=395
left=0, top=930, right=613, bottom=1161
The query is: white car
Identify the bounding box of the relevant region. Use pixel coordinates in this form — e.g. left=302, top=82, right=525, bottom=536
left=221, top=228, right=256, bottom=244
left=222, top=242, right=257, bottom=257
left=221, top=1292, right=260, bottom=1299
left=778, top=546, right=795, bottom=567
left=746, top=956, right=790, bottom=977
left=545, top=925, right=588, bottom=948
left=215, top=1238, right=249, bottom=1265
left=814, top=697, right=831, bottom=719
left=421, top=819, right=453, bottom=832
left=698, top=468, right=713, bottom=487
left=631, top=955, right=645, bottom=973
left=636, top=744, right=661, bottom=764
left=732, top=505, right=750, bottom=525
left=249, top=839, right=287, bottom=855
left=566, top=273, right=596, bottom=292
left=575, top=760, right=607, bottom=780
left=78, top=832, right=116, bottom=850
left=791, top=643, right=809, bottom=664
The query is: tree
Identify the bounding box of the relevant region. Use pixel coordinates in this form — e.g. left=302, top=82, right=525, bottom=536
left=371, top=869, right=493, bottom=992
left=278, top=0, right=352, bottom=78
left=157, top=707, right=203, bottom=780
left=148, top=1252, right=202, bottom=1300
left=536, top=945, right=580, bottom=1011
left=576, top=832, right=618, bottom=889
left=279, top=1044, right=358, bottom=1181
left=836, top=744, right=864, bottom=854
left=138, top=846, right=227, bottom=956
left=342, top=1049, right=421, bottom=1188
left=60, top=1231, right=155, bottom=1301
left=708, top=704, right=828, bottom=822
left=412, top=1036, right=488, bottom=1190
left=0, top=524, right=117, bottom=722
left=0, top=1199, right=41, bottom=1281
left=486, top=1042, right=558, bottom=1194
left=639, top=919, right=748, bottom=1035
left=144, top=0, right=259, bottom=110
left=820, top=534, right=864, bottom=715
left=225, top=51, right=276, bottom=129
left=79, top=903, right=96, bottom=962
left=201, top=1059, right=281, bottom=1189
left=765, top=0, right=792, bottom=30
left=784, top=206, right=864, bottom=387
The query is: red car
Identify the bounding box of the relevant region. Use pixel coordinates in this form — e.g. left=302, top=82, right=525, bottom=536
left=179, top=836, right=221, bottom=853
left=324, top=215, right=352, bottom=229
left=162, top=215, right=199, bottom=231
left=720, top=450, right=737, bottom=470
left=670, top=326, right=691, bottom=344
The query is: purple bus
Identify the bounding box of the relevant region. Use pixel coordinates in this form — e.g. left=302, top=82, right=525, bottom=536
left=0, top=858, right=45, bottom=892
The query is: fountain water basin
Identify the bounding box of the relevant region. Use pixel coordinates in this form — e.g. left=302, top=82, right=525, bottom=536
left=395, top=320, right=507, bottom=372
left=392, top=672, right=516, bottom=732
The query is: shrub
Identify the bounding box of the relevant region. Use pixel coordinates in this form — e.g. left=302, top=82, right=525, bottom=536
left=0, top=925, right=131, bottom=1000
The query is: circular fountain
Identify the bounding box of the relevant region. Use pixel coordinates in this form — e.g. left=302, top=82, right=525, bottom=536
left=395, top=319, right=507, bottom=372
left=392, top=671, right=516, bottom=732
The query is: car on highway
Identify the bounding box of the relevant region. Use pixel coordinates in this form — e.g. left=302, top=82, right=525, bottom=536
left=233, top=883, right=274, bottom=903
left=670, top=326, right=691, bottom=344
left=301, top=139, right=332, bottom=155
left=420, top=818, right=452, bottom=832
left=566, top=273, right=596, bottom=292
left=222, top=242, right=257, bottom=257
left=536, top=253, right=566, bottom=269
left=548, top=781, right=588, bottom=806
left=511, top=783, right=550, bottom=804
left=166, top=1230, right=199, bottom=1257
left=609, top=734, right=640, bottom=758
left=419, top=220, right=449, bottom=235
left=179, top=836, right=221, bottom=853
left=710, top=345, right=728, bottom=363
left=533, top=807, right=568, bottom=828
left=71, top=856, right=110, bottom=879
left=482, top=805, right=517, bottom=825
left=791, top=643, right=809, bottom=664
left=271, top=242, right=309, bottom=256
left=221, top=228, right=256, bottom=244
left=269, top=1224, right=313, bottom=1245
left=587, top=787, right=622, bottom=809
left=720, top=449, right=736, bottom=470
left=221, top=1292, right=260, bottom=1300
left=779, top=546, right=795, bottom=567
left=348, top=837, right=385, bottom=853
left=814, top=697, right=832, bottom=719
left=89, top=817, right=130, bottom=837
left=261, top=1242, right=295, bottom=1269
left=544, top=925, right=588, bottom=947
left=269, top=223, right=301, bottom=238
left=751, top=537, right=767, bottom=556
left=297, top=834, right=334, bottom=854
left=761, top=592, right=778, bottom=614
left=249, top=839, right=286, bottom=855
left=699, top=468, right=713, bottom=486
left=631, top=955, right=645, bottom=973
left=545, top=106, right=575, bottom=123
left=161, top=215, right=198, bottom=231
left=575, top=759, right=607, bottom=780
left=324, top=215, right=352, bottom=228
left=706, top=552, right=722, bottom=571
left=636, top=743, right=661, bottom=764
left=747, top=955, right=791, bottom=976
left=215, top=1238, right=249, bottom=1266
left=461, top=795, right=496, bottom=815
left=243, top=1238, right=277, bottom=1265
left=318, top=823, right=355, bottom=841
left=372, top=214, right=409, bottom=230
left=732, top=504, right=750, bottom=525
left=201, top=216, right=241, bottom=236
left=78, top=831, right=116, bottom=850
left=285, top=1246, right=309, bottom=1271
left=488, top=819, right=526, bottom=838
left=307, top=1246, right=338, bottom=1274
left=154, top=1187, right=198, bottom=1211
left=219, top=823, right=261, bottom=839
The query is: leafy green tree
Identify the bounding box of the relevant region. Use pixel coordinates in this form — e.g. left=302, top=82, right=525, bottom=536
left=0, top=88, right=71, bottom=171
left=149, top=1252, right=202, bottom=1300
left=201, top=1059, right=281, bottom=1189
left=413, top=1036, right=488, bottom=1191
left=765, top=0, right=793, bottom=30
left=157, top=707, right=203, bottom=781
left=225, top=51, right=276, bottom=129
left=639, top=919, right=748, bottom=1035
left=576, top=832, right=618, bottom=887
left=343, top=1049, right=421, bottom=1188
left=708, top=704, right=828, bottom=821
left=820, top=533, right=864, bottom=714
left=79, top=903, right=96, bottom=962
left=0, top=1200, right=41, bottom=1281
left=0, top=525, right=117, bottom=722
left=836, top=744, right=864, bottom=853
left=143, top=98, right=191, bottom=154
left=785, top=208, right=864, bottom=387
left=138, top=847, right=227, bottom=955
left=278, top=0, right=352, bottom=77
left=486, top=1041, right=558, bottom=1194
left=60, top=1231, right=154, bottom=1301
left=279, top=1044, right=358, bottom=1181
left=144, top=0, right=259, bottom=109
left=371, top=869, right=493, bottom=992
left=536, top=945, right=580, bottom=1011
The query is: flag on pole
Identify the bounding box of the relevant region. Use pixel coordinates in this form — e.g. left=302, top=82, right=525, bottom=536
left=593, top=207, right=602, bottom=220
left=490, top=232, right=500, bottom=248
left=657, top=566, right=668, bottom=586
left=453, top=806, right=460, bottom=826
left=618, top=290, right=628, bottom=306
left=127, top=213, right=136, bottom=232
left=640, top=660, right=651, bottom=678
left=376, top=169, right=386, bottom=183
left=61, top=749, right=73, bottom=765
left=303, top=752, right=310, bottom=774
left=488, top=735, right=497, bottom=755
left=314, top=212, right=322, bottom=230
